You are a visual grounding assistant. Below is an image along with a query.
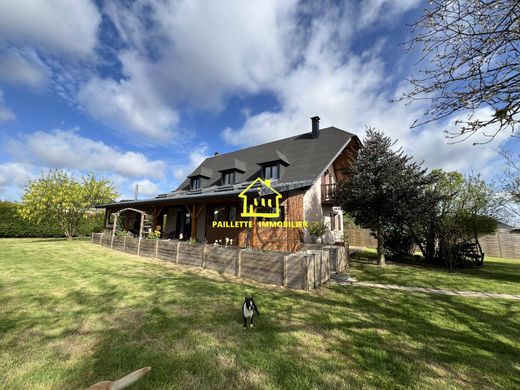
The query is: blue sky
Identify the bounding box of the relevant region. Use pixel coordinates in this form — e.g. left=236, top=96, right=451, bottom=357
left=0, top=0, right=518, bottom=201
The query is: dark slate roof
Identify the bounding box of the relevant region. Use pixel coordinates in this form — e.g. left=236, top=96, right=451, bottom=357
left=258, top=150, right=290, bottom=165
left=179, top=127, right=355, bottom=191
left=96, top=127, right=357, bottom=209
left=218, top=158, right=246, bottom=173
left=187, top=166, right=212, bottom=178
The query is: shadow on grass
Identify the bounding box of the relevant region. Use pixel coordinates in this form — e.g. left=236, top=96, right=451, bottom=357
left=351, top=250, right=520, bottom=287
left=1, top=242, right=519, bottom=389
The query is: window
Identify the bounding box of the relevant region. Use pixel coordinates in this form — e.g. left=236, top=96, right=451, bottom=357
left=263, top=164, right=279, bottom=180
left=228, top=206, right=237, bottom=222
left=213, top=206, right=225, bottom=222
left=222, top=171, right=235, bottom=185
left=191, top=177, right=201, bottom=190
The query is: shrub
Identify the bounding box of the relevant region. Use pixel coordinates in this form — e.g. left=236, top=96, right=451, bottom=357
left=308, top=221, right=328, bottom=240
left=0, top=201, right=62, bottom=237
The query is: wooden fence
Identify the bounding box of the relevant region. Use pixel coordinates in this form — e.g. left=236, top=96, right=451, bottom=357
left=91, top=233, right=348, bottom=290
left=479, top=231, right=520, bottom=259
left=345, top=227, right=520, bottom=259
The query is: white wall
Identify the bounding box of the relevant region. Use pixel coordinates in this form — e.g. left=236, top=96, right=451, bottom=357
left=303, top=167, right=343, bottom=244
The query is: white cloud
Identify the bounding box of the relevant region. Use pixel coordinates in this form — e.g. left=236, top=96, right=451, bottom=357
left=10, top=128, right=166, bottom=179
left=0, top=90, right=15, bottom=122
left=0, top=51, right=48, bottom=87
left=129, top=179, right=161, bottom=198
left=0, top=162, right=35, bottom=200
left=0, top=162, right=34, bottom=189
left=173, top=144, right=209, bottom=181
left=0, top=0, right=101, bottom=56
left=218, top=3, right=511, bottom=176
left=77, top=70, right=179, bottom=142
left=104, top=0, right=296, bottom=109
left=74, top=0, right=298, bottom=141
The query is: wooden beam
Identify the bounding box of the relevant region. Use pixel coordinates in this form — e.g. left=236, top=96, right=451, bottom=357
left=190, top=204, right=197, bottom=239
left=195, top=203, right=206, bottom=218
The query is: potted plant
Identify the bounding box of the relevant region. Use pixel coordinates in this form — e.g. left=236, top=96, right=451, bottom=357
left=308, top=221, right=328, bottom=244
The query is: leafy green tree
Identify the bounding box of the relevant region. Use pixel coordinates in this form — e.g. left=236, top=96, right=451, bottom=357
left=410, top=170, right=498, bottom=269
left=334, top=128, right=429, bottom=265
left=19, top=170, right=117, bottom=239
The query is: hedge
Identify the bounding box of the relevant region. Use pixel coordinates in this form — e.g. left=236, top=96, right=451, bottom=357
left=0, top=201, right=104, bottom=238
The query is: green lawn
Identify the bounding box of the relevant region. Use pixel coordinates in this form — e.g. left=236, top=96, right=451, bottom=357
left=349, top=249, right=520, bottom=294
left=0, top=239, right=519, bottom=389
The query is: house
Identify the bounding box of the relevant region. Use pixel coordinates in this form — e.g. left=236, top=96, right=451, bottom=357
left=97, top=116, right=361, bottom=252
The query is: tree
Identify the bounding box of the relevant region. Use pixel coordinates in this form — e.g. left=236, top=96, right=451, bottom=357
left=19, top=170, right=117, bottom=239
left=403, top=0, right=520, bottom=142
left=409, top=170, right=498, bottom=269
left=498, top=150, right=520, bottom=225
left=334, top=128, right=429, bottom=265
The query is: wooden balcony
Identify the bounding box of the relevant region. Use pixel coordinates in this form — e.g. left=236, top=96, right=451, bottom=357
left=321, top=183, right=336, bottom=204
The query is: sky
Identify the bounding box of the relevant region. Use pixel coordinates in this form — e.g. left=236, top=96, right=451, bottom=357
left=0, top=0, right=518, bottom=202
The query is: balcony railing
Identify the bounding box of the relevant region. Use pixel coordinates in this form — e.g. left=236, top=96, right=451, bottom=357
left=321, top=183, right=336, bottom=204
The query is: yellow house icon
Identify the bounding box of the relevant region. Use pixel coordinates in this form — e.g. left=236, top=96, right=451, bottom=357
left=239, top=178, right=282, bottom=218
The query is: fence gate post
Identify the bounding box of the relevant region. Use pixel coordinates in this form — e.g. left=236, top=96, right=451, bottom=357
left=282, top=255, right=288, bottom=287
left=236, top=249, right=242, bottom=277
left=123, top=236, right=127, bottom=252
left=100, top=232, right=104, bottom=245
left=202, top=244, right=207, bottom=268
left=176, top=242, right=180, bottom=263
left=155, top=240, right=159, bottom=258
left=301, top=255, right=309, bottom=290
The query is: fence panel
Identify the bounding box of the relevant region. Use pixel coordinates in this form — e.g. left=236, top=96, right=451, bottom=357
left=178, top=243, right=204, bottom=266
left=157, top=241, right=178, bottom=262
left=206, top=246, right=238, bottom=274
left=240, top=250, right=284, bottom=286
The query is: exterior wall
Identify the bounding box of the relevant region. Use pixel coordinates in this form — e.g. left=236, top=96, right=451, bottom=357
left=254, top=192, right=305, bottom=252
left=303, top=174, right=344, bottom=244
left=303, top=179, right=323, bottom=242
left=165, top=208, right=178, bottom=237
left=196, top=211, right=206, bottom=242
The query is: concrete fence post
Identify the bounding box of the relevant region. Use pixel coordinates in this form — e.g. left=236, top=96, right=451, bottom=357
left=99, top=232, right=104, bottom=245
left=155, top=240, right=159, bottom=258
left=176, top=242, right=180, bottom=263
left=282, top=255, right=288, bottom=287
left=202, top=244, right=207, bottom=268
left=236, top=249, right=242, bottom=277
left=123, top=236, right=127, bottom=252
left=137, top=237, right=142, bottom=256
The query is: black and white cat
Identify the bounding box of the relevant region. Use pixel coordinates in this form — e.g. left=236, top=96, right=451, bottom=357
left=242, top=297, right=260, bottom=329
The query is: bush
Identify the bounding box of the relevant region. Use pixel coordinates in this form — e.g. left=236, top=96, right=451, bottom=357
left=308, top=221, right=328, bottom=240
left=76, top=211, right=105, bottom=236
left=0, top=201, right=62, bottom=237
left=0, top=201, right=105, bottom=238
left=383, top=226, right=416, bottom=259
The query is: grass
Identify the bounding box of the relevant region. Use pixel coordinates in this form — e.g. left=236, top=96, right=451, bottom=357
left=0, top=238, right=518, bottom=389
left=349, top=249, right=520, bottom=295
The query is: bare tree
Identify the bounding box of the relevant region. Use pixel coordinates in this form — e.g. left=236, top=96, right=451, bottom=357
left=498, top=149, right=520, bottom=224
left=402, top=0, right=520, bottom=143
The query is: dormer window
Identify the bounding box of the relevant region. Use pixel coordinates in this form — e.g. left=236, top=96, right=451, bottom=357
left=263, top=164, right=279, bottom=180
left=222, top=171, right=235, bottom=185
left=191, top=177, right=201, bottom=190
